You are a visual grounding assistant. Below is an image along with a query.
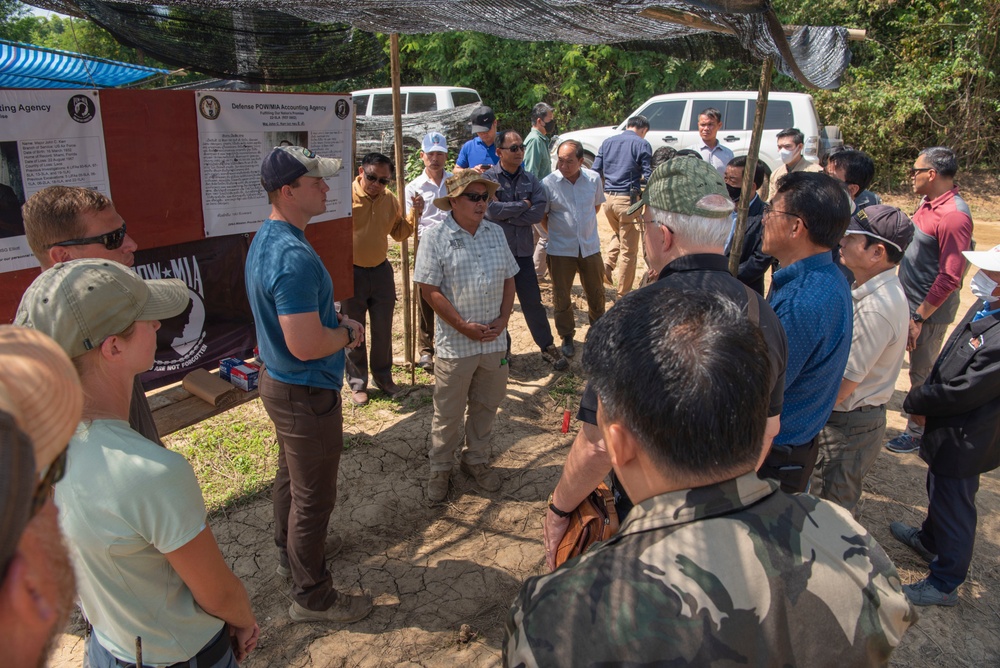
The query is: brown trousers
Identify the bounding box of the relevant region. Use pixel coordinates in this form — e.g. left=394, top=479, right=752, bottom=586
left=260, top=369, right=344, bottom=611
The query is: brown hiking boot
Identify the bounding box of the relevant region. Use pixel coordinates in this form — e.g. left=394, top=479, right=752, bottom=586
left=460, top=461, right=502, bottom=492
left=289, top=592, right=373, bottom=624
left=427, top=469, right=450, bottom=503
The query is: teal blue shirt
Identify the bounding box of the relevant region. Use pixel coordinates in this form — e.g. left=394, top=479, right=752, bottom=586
left=245, top=218, right=345, bottom=389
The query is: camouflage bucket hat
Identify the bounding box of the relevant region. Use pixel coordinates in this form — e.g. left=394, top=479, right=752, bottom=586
left=626, top=156, right=730, bottom=218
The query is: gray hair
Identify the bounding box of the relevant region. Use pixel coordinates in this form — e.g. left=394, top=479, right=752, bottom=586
left=530, top=102, right=554, bottom=125
left=652, top=197, right=734, bottom=248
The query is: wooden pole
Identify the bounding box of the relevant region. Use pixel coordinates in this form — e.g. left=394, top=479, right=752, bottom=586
left=729, top=57, right=773, bottom=278
left=389, top=33, right=414, bottom=379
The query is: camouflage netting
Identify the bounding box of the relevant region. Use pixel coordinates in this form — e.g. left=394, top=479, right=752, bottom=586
left=28, top=0, right=852, bottom=89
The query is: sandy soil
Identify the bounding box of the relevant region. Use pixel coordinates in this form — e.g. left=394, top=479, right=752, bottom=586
left=46, top=215, right=1000, bottom=667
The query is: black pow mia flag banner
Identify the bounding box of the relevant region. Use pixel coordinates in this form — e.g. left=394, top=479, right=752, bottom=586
left=136, top=235, right=256, bottom=391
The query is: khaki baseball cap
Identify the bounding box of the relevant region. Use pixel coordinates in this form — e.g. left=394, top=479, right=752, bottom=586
left=626, top=157, right=732, bottom=218
left=0, top=326, right=83, bottom=477
left=433, top=171, right=500, bottom=211
left=17, top=259, right=190, bottom=359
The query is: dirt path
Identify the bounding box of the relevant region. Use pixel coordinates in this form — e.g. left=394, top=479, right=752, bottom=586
left=47, top=220, right=1000, bottom=667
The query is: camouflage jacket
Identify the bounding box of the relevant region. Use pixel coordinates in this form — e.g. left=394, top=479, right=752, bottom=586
left=505, top=473, right=916, bottom=667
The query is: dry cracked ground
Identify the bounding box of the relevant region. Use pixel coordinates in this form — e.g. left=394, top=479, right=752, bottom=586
left=48, top=215, right=1000, bottom=668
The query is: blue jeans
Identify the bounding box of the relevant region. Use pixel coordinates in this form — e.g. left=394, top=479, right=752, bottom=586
left=85, top=626, right=237, bottom=668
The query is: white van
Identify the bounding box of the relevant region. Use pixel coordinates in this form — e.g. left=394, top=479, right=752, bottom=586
left=556, top=91, right=841, bottom=171
left=352, top=86, right=482, bottom=117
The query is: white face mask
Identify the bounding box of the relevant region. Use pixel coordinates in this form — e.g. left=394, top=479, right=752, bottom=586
left=971, top=270, right=999, bottom=301
left=778, top=147, right=799, bottom=165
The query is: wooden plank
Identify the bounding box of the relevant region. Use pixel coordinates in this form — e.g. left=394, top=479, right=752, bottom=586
left=148, top=370, right=259, bottom=437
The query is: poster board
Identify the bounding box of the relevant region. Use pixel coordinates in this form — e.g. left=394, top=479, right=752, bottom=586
left=0, top=89, right=354, bottom=389
left=0, top=89, right=112, bottom=272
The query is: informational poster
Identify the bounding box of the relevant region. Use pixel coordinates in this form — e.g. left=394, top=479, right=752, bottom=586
left=136, top=235, right=256, bottom=390
left=0, top=89, right=111, bottom=272
left=195, top=91, right=352, bottom=237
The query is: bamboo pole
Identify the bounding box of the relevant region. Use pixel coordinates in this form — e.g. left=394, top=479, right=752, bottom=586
left=729, top=57, right=773, bottom=278
left=389, top=34, right=414, bottom=380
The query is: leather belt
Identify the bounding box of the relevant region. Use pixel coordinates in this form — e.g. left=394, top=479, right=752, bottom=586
left=114, top=625, right=230, bottom=668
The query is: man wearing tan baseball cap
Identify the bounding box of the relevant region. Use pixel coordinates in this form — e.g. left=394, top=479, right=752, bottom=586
left=0, top=326, right=83, bottom=668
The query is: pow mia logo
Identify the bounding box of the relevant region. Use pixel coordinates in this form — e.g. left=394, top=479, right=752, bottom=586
left=199, top=95, right=221, bottom=120
left=335, top=99, right=350, bottom=119
left=67, top=94, right=95, bottom=123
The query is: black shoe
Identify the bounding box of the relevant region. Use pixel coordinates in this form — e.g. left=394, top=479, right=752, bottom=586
left=560, top=338, right=575, bottom=358
left=417, top=354, right=434, bottom=373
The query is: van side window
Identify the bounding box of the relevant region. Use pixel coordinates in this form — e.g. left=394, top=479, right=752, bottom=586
left=371, top=93, right=396, bottom=116
left=747, top=100, right=795, bottom=130
left=641, top=101, right=685, bottom=131
left=408, top=92, right=438, bottom=113
left=689, top=100, right=745, bottom=130
left=354, top=95, right=370, bottom=117
left=452, top=91, right=481, bottom=107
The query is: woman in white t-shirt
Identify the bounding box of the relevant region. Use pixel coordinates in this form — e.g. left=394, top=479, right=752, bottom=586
left=18, top=258, right=259, bottom=667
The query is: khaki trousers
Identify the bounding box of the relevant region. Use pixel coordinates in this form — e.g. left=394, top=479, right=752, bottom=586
left=429, top=350, right=508, bottom=471
left=904, top=321, right=949, bottom=437
left=599, top=193, right=642, bottom=299
left=547, top=252, right=606, bottom=339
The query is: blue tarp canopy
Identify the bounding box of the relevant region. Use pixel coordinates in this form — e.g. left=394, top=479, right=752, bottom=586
left=0, top=39, right=168, bottom=88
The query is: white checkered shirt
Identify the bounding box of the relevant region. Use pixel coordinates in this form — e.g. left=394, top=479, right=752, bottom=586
left=413, top=213, right=519, bottom=359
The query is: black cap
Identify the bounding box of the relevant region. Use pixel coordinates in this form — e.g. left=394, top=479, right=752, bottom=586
left=845, top=205, right=914, bottom=253
left=470, top=106, right=495, bottom=133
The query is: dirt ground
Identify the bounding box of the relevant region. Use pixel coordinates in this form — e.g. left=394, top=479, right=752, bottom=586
left=48, top=206, right=1000, bottom=667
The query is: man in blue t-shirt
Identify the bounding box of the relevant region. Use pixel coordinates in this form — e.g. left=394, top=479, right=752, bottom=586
left=760, top=171, right=854, bottom=493
left=455, top=105, right=499, bottom=174
left=245, top=146, right=372, bottom=625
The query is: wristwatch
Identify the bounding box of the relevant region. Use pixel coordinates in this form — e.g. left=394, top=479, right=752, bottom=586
left=342, top=325, right=356, bottom=344
left=911, top=312, right=925, bottom=324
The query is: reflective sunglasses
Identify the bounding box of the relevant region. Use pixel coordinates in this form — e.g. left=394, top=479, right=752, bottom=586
left=364, top=171, right=392, bottom=186
left=30, top=447, right=68, bottom=517
left=500, top=144, right=525, bottom=153
left=51, top=223, right=127, bottom=251
left=458, top=192, right=490, bottom=203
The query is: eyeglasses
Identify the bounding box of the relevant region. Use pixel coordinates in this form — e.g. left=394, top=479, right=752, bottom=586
left=458, top=192, right=490, bottom=203
left=29, top=447, right=67, bottom=517
left=762, top=203, right=808, bottom=228
left=908, top=167, right=933, bottom=177
left=499, top=144, right=524, bottom=153
left=364, top=172, right=392, bottom=186
left=50, top=223, right=127, bottom=251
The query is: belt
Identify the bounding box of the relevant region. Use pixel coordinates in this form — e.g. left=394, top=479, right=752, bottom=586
left=604, top=190, right=632, bottom=195
left=844, top=404, right=885, bottom=414
left=114, top=625, right=230, bottom=668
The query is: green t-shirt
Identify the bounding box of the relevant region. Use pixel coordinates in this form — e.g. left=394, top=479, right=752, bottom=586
left=55, top=419, right=222, bottom=664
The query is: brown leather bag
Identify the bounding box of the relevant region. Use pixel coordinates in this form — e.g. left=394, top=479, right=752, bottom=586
left=554, top=482, right=620, bottom=568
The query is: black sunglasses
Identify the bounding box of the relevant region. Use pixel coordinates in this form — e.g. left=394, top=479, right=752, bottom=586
left=908, top=167, right=933, bottom=177
left=364, top=171, right=392, bottom=186
left=30, top=447, right=68, bottom=517
left=499, top=144, right=525, bottom=153
left=458, top=192, right=490, bottom=203
left=51, top=223, right=127, bottom=251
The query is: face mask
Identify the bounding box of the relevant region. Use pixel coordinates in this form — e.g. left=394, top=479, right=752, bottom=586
left=726, top=184, right=742, bottom=202
left=778, top=147, right=799, bottom=164
left=544, top=119, right=557, bottom=135
left=971, top=271, right=999, bottom=301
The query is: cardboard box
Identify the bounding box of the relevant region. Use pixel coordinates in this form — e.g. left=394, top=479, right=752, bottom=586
left=219, top=357, right=244, bottom=382
left=230, top=364, right=259, bottom=392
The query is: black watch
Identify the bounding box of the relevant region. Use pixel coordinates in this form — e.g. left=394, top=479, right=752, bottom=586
left=342, top=325, right=356, bottom=344
left=547, top=494, right=571, bottom=518
left=911, top=312, right=925, bottom=324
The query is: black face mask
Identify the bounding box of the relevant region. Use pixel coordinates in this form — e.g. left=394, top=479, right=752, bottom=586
left=544, top=119, right=557, bottom=135
left=726, top=184, right=742, bottom=202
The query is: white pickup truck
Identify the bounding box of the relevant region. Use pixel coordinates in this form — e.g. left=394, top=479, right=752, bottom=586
left=555, top=91, right=842, bottom=171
